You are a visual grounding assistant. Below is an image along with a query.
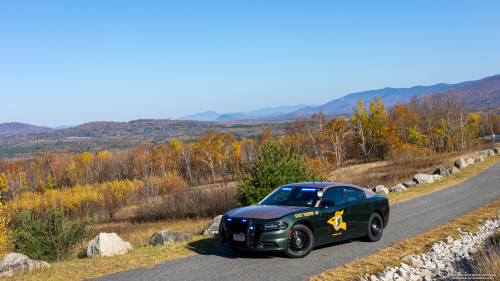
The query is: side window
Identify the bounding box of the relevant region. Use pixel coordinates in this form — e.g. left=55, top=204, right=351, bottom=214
left=322, top=187, right=344, bottom=205
left=358, top=189, right=366, bottom=199
left=342, top=187, right=362, bottom=202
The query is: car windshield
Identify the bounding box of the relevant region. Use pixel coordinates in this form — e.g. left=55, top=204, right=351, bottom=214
left=260, top=186, right=320, bottom=207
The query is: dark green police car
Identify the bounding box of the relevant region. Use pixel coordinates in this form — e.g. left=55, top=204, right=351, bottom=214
left=219, top=182, right=389, bottom=258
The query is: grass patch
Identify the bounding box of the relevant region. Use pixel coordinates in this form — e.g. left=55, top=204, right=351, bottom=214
left=386, top=154, right=500, bottom=205
left=310, top=196, right=500, bottom=281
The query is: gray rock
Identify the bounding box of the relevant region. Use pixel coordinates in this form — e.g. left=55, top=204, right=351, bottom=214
left=389, top=184, right=406, bottom=193
left=492, top=147, right=499, bottom=154
left=487, top=149, right=495, bottom=156
left=466, top=158, right=475, bottom=165
left=413, top=174, right=434, bottom=184
left=376, top=189, right=389, bottom=196
left=447, top=166, right=460, bottom=174
left=203, top=215, right=222, bottom=235
left=403, top=181, right=417, bottom=188
left=0, top=253, right=50, bottom=277
left=431, top=174, right=443, bottom=181
left=373, top=185, right=390, bottom=195
left=454, top=158, right=467, bottom=169
left=479, top=150, right=490, bottom=158
left=87, top=233, right=133, bottom=257
left=147, top=230, right=192, bottom=246
left=473, top=155, right=484, bottom=162
left=433, top=167, right=451, bottom=177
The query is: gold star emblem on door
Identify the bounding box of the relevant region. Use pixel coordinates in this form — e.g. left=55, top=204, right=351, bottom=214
left=327, top=210, right=346, bottom=231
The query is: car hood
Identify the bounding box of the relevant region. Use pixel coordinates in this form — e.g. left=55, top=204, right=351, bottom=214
left=226, top=204, right=308, bottom=220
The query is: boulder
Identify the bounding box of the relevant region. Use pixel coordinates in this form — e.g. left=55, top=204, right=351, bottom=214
left=466, top=158, right=475, bottom=165
left=493, top=147, right=499, bottom=154
left=389, top=183, right=406, bottom=193
left=203, top=215, right=222, bottom=235
left=0, top=253, right=50, bottom=277
left=373, top=185, right=390, bottom=195
left=433, top=167, right=450, bottom=178
left=473, top=156, right=484, bottom=162
left=87, top=233, right=132, bottom=258
left=413, top=174, right=434, bottom=184
left=454, top=158, right=467, bottom=169
left=431, top=174, right=443, bottom=181
left=147, top=230, right=192, bottom=246
left=447, top=166, right=459, bottom=174
left=487, top=149, right=495, bottom=156
left=479, top=151, right=489, bottom=158
left=403, top=181, right=417, bottom=188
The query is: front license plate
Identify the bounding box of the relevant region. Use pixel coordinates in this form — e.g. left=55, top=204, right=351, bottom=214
left=233, top=234, right=245, bottom=242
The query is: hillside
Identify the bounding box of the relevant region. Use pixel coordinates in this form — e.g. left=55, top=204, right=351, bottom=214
left=0, top=122, right=55, bottom=135
left=454, top=75, right=500, bottom=109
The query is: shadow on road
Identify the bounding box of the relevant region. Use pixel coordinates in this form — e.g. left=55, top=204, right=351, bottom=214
left=185, top=235, right=365, bottom=260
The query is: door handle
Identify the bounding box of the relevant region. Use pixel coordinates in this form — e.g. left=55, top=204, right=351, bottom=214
left=343, top=208, right=350, bottom=213
left=367, top=203, right=372, bottom=207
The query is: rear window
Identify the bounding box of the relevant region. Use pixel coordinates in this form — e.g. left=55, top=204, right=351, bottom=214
left=342, top=187, right=365, bottom=202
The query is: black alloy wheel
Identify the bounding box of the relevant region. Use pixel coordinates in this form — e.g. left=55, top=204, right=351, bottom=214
left=285, top=224, right=314, bottom=258
left=366, top=213, right=383, bottom=242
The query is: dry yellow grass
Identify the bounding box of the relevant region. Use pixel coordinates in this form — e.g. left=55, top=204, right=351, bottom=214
left=311, top=198, right=500, bottom=281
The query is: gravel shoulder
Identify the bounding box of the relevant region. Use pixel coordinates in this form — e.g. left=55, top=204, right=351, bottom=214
left=94, top=160, right=500, bottom=281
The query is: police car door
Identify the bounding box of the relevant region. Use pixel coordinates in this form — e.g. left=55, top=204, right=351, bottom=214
left=318, top=187, right=352, bottom=243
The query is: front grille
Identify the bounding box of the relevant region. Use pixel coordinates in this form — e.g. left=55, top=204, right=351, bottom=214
left=226, top=218, right=248, bottom=233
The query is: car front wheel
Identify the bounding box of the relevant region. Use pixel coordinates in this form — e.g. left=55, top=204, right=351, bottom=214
left=285, top=224, right=314, bottom=258
left=366, top=213, right=383, bottom=242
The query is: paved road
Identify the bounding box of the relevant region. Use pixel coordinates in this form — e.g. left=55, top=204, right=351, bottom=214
left=96, top=158, right=500, bottom=281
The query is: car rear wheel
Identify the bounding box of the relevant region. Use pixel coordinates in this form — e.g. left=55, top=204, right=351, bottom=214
left=285, top=224, right=314, bottom=258
left=366, top=213, right=383, bottom=242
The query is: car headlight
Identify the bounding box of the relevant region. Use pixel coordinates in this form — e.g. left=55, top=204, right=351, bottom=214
left=259, top=222, right=288, bottom=231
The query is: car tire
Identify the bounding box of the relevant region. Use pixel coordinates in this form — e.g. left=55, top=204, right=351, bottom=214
left=285, top=224, right=314, bottom=258
left=366, top=213, right=383, bottom=242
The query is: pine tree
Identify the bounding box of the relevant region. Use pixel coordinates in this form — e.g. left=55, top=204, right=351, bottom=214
left=236, top=140, right=319, bottom=206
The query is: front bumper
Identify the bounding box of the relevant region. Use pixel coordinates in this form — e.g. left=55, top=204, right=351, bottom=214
left=218, top=216, right=290, bottom=252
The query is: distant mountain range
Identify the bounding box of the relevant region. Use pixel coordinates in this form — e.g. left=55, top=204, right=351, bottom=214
left=292, top=78, right=486, bottom=115
left=177, top=104, right=317, bottom=121
left=0, top=122, right=55, bottom=135
left=176, top=75, right=500, bottom=122
left=2, top=74, right=499, bottom=137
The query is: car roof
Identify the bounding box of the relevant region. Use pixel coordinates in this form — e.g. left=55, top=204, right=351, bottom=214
left=283, top=182, right=375, bottom=198
left=285, top=182, right=356, bottom=189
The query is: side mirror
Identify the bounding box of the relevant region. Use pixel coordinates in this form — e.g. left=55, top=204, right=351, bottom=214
left=321, top=200, right=335, bottom=207
left=259, top=197, right=264, bottom=201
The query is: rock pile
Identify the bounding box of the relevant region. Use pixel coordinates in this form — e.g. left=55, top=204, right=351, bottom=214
left=360, top=218, right=500, bottom=281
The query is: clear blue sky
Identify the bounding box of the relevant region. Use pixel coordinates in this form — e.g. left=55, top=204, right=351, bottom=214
left=1, top=0, right=499, bottom=127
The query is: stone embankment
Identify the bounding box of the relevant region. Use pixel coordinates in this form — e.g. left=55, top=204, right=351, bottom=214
left=360, top=218, right=500, bottom=281
left=371, top=149, right=497, bottom=196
